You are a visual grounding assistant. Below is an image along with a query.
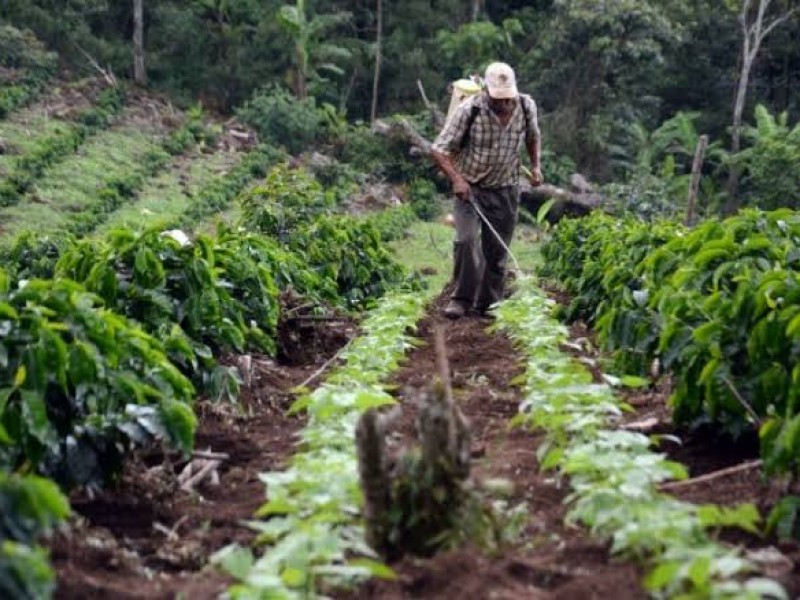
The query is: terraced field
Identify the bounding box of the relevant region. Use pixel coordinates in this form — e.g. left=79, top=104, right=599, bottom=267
left=1, top=76, right=798, bottom=600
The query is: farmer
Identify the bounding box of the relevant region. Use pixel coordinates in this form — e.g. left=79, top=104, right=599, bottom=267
left=431, top=62, right=542, bottom=319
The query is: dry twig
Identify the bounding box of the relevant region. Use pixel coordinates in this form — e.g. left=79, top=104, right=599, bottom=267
left=659, top=459, right=762, bottom=492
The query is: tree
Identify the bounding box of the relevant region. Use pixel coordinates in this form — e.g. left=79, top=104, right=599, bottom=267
left=370, top=0, right=382, bottom=123
left=132, top=0, right=146, bottom=84
left=725, top=0, right=798, bottom=212
left=521, top=0, right=680, bottom=178
left=277, top=0, right=352, bottom=100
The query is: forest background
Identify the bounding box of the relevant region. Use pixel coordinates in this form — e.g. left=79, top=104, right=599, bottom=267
left=2, top=0, right=800, bottom=215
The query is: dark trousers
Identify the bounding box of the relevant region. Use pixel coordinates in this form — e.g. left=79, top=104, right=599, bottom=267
left=451, top=185, right=518, bottom=311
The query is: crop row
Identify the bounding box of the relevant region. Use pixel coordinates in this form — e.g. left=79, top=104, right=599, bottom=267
left=60, top=108, right=217, bottom=237
left=495, top=277, right=785, bottom=599
left=0, top=163, right=416, bottom=597
left=213, top=290, right=429, bottom=597
left=541, top=210, right=800, bottom=477
left=0, top=87, right=124, bottom=208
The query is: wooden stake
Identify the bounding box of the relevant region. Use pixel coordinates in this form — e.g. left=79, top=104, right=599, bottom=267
left=685, top=134, right=708, bottom=226
left=659, top=459, right=762, bottom=492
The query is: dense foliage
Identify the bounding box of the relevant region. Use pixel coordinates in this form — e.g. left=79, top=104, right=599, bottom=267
left=3, top=1, right=799, bottom=182
left=241, top=165, right=410, bottom=309
left=0, top=270, right=197, bottom=489
left=0, top=473, right=69, bottom=599
left=496, top=278, right=785, bottom=599
left=0, top=24, right=56, bottom=116
left=541, top=210, right=800, bottom=475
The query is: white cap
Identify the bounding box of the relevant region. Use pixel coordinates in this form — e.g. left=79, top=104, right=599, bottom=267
left=484, top=62, right=518, bottom=99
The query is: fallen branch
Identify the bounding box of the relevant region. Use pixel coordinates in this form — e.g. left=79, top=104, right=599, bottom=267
left=192, top=450, right=230, bottom=461
left=620, top=416, right=661, bottom=433
left=75, top=43, right=117, bottom=87
left=180, top=459, right=221, bottom=492
left=659, top=459, right=762, bottom=492
left=296, top=351, right=343, bottom=390
left=285, top=315, right=350, bottom=322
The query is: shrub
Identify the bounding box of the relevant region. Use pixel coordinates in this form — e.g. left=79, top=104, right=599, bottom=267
left=0, top=270, right=197, bottom=489
left=408, top=177, right=441, bottom=220
left=732, top=105, right=800, bottom=210
left=237, top=85, right=319, bottom=155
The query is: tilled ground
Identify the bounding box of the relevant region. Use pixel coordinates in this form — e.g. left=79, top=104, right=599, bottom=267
left=348, top=293, right=645, bottom=599
left=50, top=358, right=312, bottom=599
left=49, top=289, right=800, bottom=599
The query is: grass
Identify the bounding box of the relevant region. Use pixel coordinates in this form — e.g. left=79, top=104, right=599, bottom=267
left=96, top=148, right=242, bottom=236
left=390, top=217, right=543, bottom=294
left=0, top=113, right=72, bottom=177
left=0, top=126, right=161, bottom=237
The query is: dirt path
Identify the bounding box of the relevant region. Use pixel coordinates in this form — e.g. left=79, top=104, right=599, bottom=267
left=50, top=361, right=306, bottom=599
left=349, top=292, right=645, bottom=600
left=48, top=287, right=800, bottom=598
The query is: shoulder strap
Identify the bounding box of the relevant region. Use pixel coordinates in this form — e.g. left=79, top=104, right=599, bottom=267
left=460, top=104, right=481, bottom=149
left=520, top=94, right=533, bottom=135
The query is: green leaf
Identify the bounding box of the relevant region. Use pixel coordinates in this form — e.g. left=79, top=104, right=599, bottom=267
left=159, top=399, right=197, bottom=453
left=281, top=567, right=306, bottom=588
left=644, top=561, right=680, bottom=591
left=19, top=390, right=52, bottom=447
left=619, top=375, right=650, bottom=388
left=209, top=544, right=254, bottom=580
left=13, top=365, right=26, bottom=387
left=348, top=558, right=396, bottom=580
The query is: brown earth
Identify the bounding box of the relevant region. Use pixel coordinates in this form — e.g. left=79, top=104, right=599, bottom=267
left=49, top=287, right=800, bottom=599
left=347, top=291, right=645, bottom=600
left=50, top=312, right=356, bottom=599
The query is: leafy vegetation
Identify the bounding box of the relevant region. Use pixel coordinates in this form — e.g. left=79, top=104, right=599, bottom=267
left=541, top=209, right=800, bottom=476
left=0, top=269, right=197, bottom=490
left=0, top=24, right=57, bottom=117
left=0, top=472, right=69, bottom=600
left=495, top=277, right=785, bottom=599
left=212, top=290, right=428, bottom=597
left=241, top=165, right=411, bottom=309
left=0, top=87, right=124, bottom=209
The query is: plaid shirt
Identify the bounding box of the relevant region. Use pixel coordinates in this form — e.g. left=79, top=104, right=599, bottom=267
left=432, top=92, right=540, bottom=188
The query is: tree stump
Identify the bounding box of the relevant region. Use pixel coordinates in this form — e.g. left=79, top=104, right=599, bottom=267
left=355, top=328, right=471, bottom=558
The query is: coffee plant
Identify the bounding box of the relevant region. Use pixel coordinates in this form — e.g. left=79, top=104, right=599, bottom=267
left=496, top=277, right=786, bottom=599
left=542, top=209, right=800, bottom=475
left=0, top=269, right=196, bottom=489
left=0, top=472, right=69, bottom=599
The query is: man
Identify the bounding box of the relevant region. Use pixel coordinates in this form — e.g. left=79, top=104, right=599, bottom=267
left=431, top=62, right=542, bottom=319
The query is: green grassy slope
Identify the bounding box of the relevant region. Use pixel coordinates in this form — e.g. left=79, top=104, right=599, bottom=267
left=95, top=148, right=241, bottom=235
left=0, top=123, right=162, bottom=235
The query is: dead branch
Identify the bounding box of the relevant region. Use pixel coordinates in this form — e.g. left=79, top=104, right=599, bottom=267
left=179, top=459, right=221, bottom=492
left=296, top=350, right=343, bottom=390
left=75, top=43, right=117, bottom=87
left=371, top=117, right=603, bottom=222
left=417, top=79, right=445, bottom=129
left=659, top=459, right=763, bottom=492
left=192, top=450, right=230, bottom=461
left=619, top=416, right=661, bottom=433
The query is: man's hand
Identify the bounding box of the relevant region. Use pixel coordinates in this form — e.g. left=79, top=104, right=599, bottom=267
left=527, top=166, right=543, bottom=187
left=453, top=176, right=471, bottom=201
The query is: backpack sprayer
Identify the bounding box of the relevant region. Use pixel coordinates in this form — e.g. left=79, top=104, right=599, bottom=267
left=445, top=76, right=537, bottom=277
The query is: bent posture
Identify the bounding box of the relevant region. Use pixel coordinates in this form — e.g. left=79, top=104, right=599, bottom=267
left=432, top=62, right=542, bottom=319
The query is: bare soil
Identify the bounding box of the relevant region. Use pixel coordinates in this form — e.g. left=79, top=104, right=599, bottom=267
left=347, top=291, right=645, bottom=600
left=50, top=315, right=357, bottom=599
left=50, top=287, right=800, bottom=599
